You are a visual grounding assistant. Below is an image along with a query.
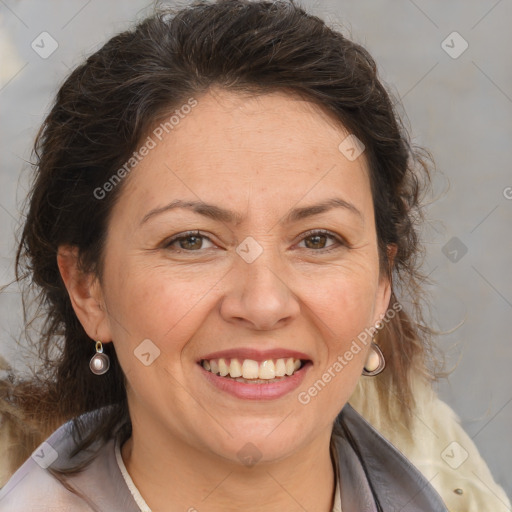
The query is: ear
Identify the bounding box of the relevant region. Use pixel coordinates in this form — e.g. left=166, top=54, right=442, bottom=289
left=373, top=243, right=398, bottom=325
left=57, top=245, right=112, bottom=343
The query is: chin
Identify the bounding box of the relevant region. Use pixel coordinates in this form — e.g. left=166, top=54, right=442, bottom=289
left=205, top=420, right=308, bottom=465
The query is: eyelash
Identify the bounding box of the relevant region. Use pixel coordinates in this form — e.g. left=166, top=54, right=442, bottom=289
left=162, top=229, right=346, bottom=253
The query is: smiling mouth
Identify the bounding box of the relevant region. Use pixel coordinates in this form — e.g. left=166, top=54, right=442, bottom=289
left=199, top=357, right=309, bottom=383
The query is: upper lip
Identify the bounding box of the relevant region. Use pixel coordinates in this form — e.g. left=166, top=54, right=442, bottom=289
left=198, top=348, right=312, bottom=363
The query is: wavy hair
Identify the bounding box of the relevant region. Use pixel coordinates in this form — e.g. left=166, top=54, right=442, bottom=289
left=2, top=0, right=438, bottom=478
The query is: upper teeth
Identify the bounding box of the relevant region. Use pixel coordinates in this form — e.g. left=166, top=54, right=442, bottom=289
left=202, top=358, right=302, bottom=380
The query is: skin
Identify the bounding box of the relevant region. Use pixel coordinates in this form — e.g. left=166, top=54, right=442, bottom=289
left=58, top=87, right=395, bottom=512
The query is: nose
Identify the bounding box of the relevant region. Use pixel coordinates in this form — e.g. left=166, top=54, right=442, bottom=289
left=219, top=251, right=301, bottom=331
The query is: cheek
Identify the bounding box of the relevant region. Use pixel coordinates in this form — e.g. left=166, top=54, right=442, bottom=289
left=301, top=262, right=379, bottom=395
left=103, top=257, right=224, bottom=361
left=305, top=261, right=379, bottom=333
left=299, top=273, right=376, bottom=410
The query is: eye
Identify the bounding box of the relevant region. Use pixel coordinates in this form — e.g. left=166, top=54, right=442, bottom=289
left=296, top=230, right=345, bottom=251
left=161, top=229, right=345, bottom=253
left=163, top=231, right=216, bottom=251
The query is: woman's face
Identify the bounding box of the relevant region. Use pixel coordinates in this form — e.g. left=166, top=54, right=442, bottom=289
left=89, top=88, right=392, bottom=463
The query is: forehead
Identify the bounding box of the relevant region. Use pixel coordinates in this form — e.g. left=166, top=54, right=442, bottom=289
left=164, top=87, right=359, bottom=156
left=115, top=88, right=373, bottom=223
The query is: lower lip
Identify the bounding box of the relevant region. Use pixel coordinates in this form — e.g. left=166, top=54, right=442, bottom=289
left=198, top=362, right=312, bottom=400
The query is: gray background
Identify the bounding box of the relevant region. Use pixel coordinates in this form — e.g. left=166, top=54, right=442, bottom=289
left=1, top=0, right=511, bottom=500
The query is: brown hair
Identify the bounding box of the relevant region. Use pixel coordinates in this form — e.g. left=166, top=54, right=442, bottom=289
left=3, top=0, right=437, bottom=477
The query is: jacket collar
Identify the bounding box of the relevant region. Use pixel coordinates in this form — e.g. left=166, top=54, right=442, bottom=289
left=333, top=403, right=448, bottom=511
left=42, top=404, right=447, bottom=511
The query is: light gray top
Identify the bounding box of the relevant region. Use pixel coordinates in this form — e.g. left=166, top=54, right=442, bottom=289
left=0, top=404, right=448, bottom=511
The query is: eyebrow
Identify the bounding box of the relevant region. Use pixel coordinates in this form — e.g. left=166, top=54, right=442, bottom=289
left=140, top=197, right=364, bottom=226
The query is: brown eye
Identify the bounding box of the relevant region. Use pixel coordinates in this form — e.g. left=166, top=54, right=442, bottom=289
left=298, top=230, right=344, bottom=251
left=164, top=231, right=215, bottom=251
left=177, top=235, right=203, bottom=250
left=304, top=233, right=329, bottom=249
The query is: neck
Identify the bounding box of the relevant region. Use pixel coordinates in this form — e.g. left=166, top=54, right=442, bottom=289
left=121, top=420, right=337, bottom=512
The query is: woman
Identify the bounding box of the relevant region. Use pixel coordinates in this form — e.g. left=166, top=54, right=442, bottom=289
left=0, top=1, right=509, bottom=510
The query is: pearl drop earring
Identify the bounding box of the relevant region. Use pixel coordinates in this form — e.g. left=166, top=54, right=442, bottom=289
left=362, top=340, right=385, bottom=376
left=89, top=341, right=110, bottom=375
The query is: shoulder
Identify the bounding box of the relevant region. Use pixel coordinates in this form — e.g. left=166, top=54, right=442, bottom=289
left=349, top=375, right=512, bottom=512
left=0, top=407, right=137, bottom=512
left=0, top=464, right=89, bottom=511
left=400, top=384, right=512, bottom=512
left=0, top=418, right=95, bottom=511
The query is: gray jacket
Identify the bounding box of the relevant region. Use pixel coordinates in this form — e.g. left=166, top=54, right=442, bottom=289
left=0, top=404, right=448, bottom=511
